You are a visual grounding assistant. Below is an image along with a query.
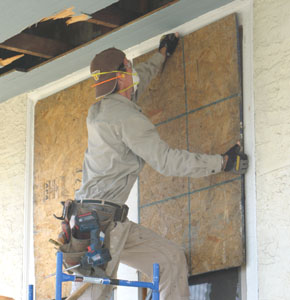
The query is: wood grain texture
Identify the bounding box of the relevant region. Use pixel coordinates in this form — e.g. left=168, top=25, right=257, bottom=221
left=184, top=14, right=241, bottom=112
left=139, top=117, right=188, bottom=206
left=133, top=43, right=186, bottom=125
left=188, top=96, right=241, bottom=192
left=0, top=33, right=70, bottom=58
left=34, top=77, right=95, bottom=299
left=190, top=180, right=244, bottom=274
left=140, top=196, right=189, bottom=256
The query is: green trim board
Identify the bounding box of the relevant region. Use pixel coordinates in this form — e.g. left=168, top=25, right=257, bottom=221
left=136, top=14, right=245, bottom=275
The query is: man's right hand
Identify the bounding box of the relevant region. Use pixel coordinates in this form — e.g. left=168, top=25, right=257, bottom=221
left=222, top=143, right=248, bottom=174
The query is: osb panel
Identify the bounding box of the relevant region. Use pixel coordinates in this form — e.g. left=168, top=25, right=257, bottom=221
left=138, top=14, right=244, bottom=275
left=190, top=180, right=244, bottom=275
left=34, top=77, right=96, bottom=299
left=139, top=196, right=190, bottom=284
left=188, top=96, right=241, bottom=192
left=140, top=196, right=189, bottom=254
left=184, top=14, right=240, bottom=112
left=139, top=117, right=188, bottom=206
left=133, top=45, right=186, bottom=125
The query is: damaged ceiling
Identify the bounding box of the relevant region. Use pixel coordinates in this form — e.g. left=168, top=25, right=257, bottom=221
left=0, top=0, right=176, bottom=76
left=0, top=0, right=234, bottom=103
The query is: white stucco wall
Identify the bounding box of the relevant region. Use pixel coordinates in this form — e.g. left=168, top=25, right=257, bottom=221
left=0, top=94, right=27, bottom=299
left=254, top=0, right=290, bottom=299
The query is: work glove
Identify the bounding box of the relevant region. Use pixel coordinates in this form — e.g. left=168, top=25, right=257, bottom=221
left=159, top=33, right=179, bottom=56
left=222, top=144, right=248, bottom=174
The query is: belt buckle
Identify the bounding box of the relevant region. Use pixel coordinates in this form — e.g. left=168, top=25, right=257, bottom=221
left=114, top=205, right=129, bottom=222
left=120, top=205, right=129, bottom=222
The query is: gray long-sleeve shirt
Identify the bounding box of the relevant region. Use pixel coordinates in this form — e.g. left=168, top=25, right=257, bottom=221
left=75, top=52, right=223, bottom=204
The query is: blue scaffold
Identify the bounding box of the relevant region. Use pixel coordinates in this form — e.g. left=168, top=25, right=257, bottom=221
left=55, top=251, right=160, bottom=300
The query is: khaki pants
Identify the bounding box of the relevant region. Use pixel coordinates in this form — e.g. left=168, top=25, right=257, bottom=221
left=71, top=220, right=189, bottom=300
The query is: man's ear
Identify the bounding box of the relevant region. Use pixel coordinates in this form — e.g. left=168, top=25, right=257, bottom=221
left=116, top=72, right=126, bottom=86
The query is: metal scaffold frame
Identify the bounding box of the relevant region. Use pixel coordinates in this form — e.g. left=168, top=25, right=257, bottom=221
left=55, top=251, right=160, bottom=300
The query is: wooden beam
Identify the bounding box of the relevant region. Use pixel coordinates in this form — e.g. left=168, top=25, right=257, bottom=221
left=0, top=33, right=71, bottom=59
left=119, top=0, right=149, bottom=14
left=87, top=18, right=118, bottom=29
left=87, top=5, right=140, bottom=29
left=66, top=14, right=89, bottom=25
left=0, top=54, right=46, bottom=77
left=98, top=25, right=113, bottom=35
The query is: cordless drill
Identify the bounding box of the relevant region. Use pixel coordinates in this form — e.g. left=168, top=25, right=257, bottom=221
left=75, top=211, right=112, bottom=270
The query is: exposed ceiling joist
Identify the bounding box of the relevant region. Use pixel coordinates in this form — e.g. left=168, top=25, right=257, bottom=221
left=87, top=17, right=119, bottom=29
left=0, top=0, right=160, bottom=76
left=66, top=15, right=90, bottom=25
left=0, top=55, right=46, bottom=76
left=0, top=33, right=71, bottom=59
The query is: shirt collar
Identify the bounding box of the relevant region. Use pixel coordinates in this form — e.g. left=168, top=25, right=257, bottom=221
left=108, top=93, right=142, bottom=112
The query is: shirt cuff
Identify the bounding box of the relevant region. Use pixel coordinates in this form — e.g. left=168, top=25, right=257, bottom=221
left=207, top=154, right=223, bottom=175
left=155, top=51, right=166, bottom=64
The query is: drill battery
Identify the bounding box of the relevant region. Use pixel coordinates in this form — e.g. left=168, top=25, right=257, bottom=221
left=75, top=211, right=99, bottom=232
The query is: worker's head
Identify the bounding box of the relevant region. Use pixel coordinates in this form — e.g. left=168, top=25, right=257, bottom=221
left=90, top=48, right=138, bottom=99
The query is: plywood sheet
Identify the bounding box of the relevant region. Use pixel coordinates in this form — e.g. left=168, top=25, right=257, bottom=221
left=138, top=14, right=245, bottom=275
left=183, top=15, right=241, bottom=112
left=139, top=117, right=188, bottom=206
left=139, top=196, right=190, bottom=283
left=188, top=96, right=241, bottom=192
left=133, top=43, right=186, bottom=125
left=34, top=77, right=96, bottom=299
left=140, top=196, right=189, bottom=252
left=190, top=180, right=243, bottom=274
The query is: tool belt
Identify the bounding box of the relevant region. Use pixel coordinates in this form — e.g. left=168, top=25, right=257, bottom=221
left=74, top=200, right=129, bottom=230
left=54, top=199, right=128, bottom=277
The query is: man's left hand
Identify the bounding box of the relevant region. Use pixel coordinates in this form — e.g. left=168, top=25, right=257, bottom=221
left=159, top=33, right=180, bottom=57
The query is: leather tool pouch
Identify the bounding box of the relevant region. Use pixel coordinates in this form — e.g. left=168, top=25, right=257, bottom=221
left=60, top=235, right=91, bottom=276
left=56, top=200, right=129, bottom=276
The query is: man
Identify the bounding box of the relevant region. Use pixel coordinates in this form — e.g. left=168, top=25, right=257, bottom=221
left=70, top=33, right=248, bottom=299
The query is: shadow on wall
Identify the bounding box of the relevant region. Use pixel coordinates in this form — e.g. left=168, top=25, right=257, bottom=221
left=188, top=267, right=240, bottom=300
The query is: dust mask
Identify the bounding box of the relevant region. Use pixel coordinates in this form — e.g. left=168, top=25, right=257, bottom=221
left=132, top=67, right=140, bottom=93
